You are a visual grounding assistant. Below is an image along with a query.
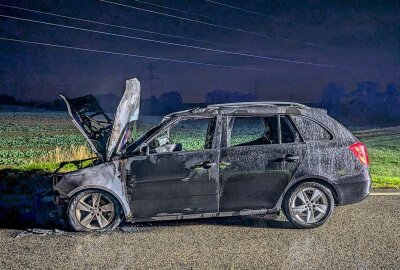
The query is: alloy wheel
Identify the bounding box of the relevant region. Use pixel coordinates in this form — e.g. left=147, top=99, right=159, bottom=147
left=290, top=187, right=328, bottom=224
left=75, top=192, right=115, bottom=230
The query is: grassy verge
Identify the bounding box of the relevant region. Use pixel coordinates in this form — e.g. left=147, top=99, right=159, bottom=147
left=0, top=144, right=94, bottom=174
left=0, top=159, right=95, bottom=174
left=361, top=134, right=400, bottom=188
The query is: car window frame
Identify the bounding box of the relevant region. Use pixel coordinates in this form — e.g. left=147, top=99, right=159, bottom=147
left=139, top=115, right=221, bottom=155
left=279, top=115, right=304, bottom=144
left=223, top=114, right=305, bottom=149
left=289, top=115, right=335, bottom=142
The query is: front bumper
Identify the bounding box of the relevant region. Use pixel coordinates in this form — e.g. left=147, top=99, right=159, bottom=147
left=335, top=170, right=371, bottom=205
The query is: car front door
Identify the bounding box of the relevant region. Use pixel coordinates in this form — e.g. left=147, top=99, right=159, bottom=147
left=219, top=115, right=306, bottom=211
left=126, top=116, right=221, bottom=220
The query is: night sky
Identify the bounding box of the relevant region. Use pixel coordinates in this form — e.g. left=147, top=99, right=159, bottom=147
left=0, top=0, right=399, bottom=103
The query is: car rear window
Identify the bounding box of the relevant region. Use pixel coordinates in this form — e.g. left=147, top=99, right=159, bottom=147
left=291, top=116, right=333, bottom=141
left=227, top=115, right=303, bottom=146
left=229, top=116, right=279, bottom=146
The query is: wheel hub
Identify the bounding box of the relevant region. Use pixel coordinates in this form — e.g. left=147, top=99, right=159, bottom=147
left=75, top=192, right=115, bottom=230
left=290, top=187, right=328, bottom=224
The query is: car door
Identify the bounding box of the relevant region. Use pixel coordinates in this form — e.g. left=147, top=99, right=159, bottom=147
left=219, top=115, right=306, bottom=211
left=126, top=116, right=221, bottom=219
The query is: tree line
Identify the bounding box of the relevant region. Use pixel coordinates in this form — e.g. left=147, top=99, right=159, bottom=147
left=1, top=81, right=399, bottom=126
left=321, top=81, right=400, bottom=125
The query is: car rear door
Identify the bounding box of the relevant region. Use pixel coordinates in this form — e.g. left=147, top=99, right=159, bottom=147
left=219, top=115, right=306, bottom=211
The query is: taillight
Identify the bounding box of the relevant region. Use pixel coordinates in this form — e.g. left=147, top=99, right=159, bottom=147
left=349, top=142, right=369, bottom=166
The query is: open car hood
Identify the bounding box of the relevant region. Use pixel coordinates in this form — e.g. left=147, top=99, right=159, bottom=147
left=61, top=78, right=141, bottom=161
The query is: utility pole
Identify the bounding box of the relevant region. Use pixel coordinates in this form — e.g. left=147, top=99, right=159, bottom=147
left=141, top=63, right=162, bottom=96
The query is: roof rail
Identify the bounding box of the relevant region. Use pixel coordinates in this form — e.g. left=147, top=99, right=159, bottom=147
left=207, top=101, right=309, bottom=109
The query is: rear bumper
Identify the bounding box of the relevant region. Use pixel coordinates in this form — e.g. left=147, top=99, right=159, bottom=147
left=335, top=170, right=371, bottom=205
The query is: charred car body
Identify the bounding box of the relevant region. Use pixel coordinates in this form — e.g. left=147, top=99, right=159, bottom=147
left=54, top=78, right=371, bottom=231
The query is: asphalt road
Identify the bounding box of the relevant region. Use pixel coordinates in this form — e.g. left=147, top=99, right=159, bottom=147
left=0, top=194, right=399, bottom=269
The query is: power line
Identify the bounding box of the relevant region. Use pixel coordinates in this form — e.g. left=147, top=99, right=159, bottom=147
left=0, top=14, right=338, bottom=68
left=205, top=0, right=281, bottom=20
left=98, top=0, right=324, bottom=47
left=204, top=1, right=309, bottom=27
left=204, top=0, right=306, bottom=27
left=0, top=37, right=270, bottom=70
left=0, top=3, right=238, bottom=50
left=132, top=0, right=210, bottom=19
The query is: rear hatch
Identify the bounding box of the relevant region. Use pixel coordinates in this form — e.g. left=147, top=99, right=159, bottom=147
left=61, top=78, right=141, bottom=161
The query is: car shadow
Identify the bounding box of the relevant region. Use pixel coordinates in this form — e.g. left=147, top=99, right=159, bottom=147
left=121, top=215, right=296, bottom=231
left=0, top=169, right=65, bottom=230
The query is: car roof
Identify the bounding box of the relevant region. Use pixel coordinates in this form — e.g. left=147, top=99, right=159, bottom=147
left=206, top=101, right=310, bottom=109
left=162, top=102, right=326, bottom=121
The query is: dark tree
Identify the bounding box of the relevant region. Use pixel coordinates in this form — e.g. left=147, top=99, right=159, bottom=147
left=141, top=95, right=161, bottom=115
left=159, top=91, right=183, bottom=113
left=320, top=83, right=346, bottom=116
left=385, top=83, right=400, bottom=120
left=51, top=98, right=67, bottom=111
left=0, top=94, right=17, bottom=105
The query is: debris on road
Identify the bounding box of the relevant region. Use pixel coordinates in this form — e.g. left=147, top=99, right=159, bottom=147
left=14, top=228, right=68, bottom=238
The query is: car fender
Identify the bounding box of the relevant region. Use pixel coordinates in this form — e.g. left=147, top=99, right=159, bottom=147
left=54, top=160, right=132, bottom=219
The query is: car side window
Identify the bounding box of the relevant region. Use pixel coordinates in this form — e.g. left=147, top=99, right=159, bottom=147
left=149, top=117, right=216, bottom=153
left=291, top=116, right=333, bottom=141
left=229, top=116, right=279, bottom=147
left=280, top=116, right=301, bottom=143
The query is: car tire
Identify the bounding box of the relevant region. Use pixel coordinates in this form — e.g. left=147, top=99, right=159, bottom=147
left=283, top=182, right=334, bottom=229
left=68, top=189, right=123, bottom=232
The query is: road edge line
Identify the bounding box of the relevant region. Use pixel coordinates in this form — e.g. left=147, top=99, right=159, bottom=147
left=370, top=192, right=400, bottom=196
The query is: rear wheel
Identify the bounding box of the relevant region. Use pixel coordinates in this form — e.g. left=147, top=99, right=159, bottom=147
left=68, top=189, right=122, bottom=232
left=283, top=182, right=334, bottom=229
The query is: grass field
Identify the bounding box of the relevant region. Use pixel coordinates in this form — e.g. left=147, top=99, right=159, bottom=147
left=359, top=135, right=400, bottom=188
left=0, top=112, right=399, bottom=188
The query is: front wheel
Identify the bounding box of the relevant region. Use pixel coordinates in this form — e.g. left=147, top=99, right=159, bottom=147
left=283, top=182, right=334, bottom=229
left=68, top=189, right=123, bottom=232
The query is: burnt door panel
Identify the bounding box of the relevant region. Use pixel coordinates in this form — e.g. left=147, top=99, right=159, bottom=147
left=127, top=150, right=219, bottom=218
left=219, top=143, right=305, bottom=211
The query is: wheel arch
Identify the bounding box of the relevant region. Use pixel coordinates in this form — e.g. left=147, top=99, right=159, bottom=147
left=276, top=176, right=341, bottom=210
left=54, top=161, right=133, bottom=220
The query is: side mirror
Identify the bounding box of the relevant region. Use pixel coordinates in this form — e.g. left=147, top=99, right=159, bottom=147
left=156, top=136, right=170, bottom=146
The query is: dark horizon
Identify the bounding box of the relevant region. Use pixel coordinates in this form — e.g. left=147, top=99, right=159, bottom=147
left=0, top=0, right=399, bottom=103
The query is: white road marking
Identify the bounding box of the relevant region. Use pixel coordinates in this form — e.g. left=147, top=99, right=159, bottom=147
left=370, top=193, right=400, bottom=196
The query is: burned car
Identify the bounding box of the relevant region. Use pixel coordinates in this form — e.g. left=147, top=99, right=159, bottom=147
left=54, top=78, right=371, bottom=231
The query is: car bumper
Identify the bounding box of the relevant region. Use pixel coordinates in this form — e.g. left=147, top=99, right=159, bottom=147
left=335, top=170, right=371, bottom=205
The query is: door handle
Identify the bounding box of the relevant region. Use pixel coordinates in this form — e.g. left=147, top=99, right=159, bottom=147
left=274, top=155, right=300, bottom=162
left=274, top=157, right=285, bottom=163
left=191, top=161, right=216, bottom=170
left=285, top=154, right=300, bottom=162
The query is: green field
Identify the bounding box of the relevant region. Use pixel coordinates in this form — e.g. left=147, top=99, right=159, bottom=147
left=359, top=135, right=400, bottom=188
left=0, top=112, right=399, bottom=188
